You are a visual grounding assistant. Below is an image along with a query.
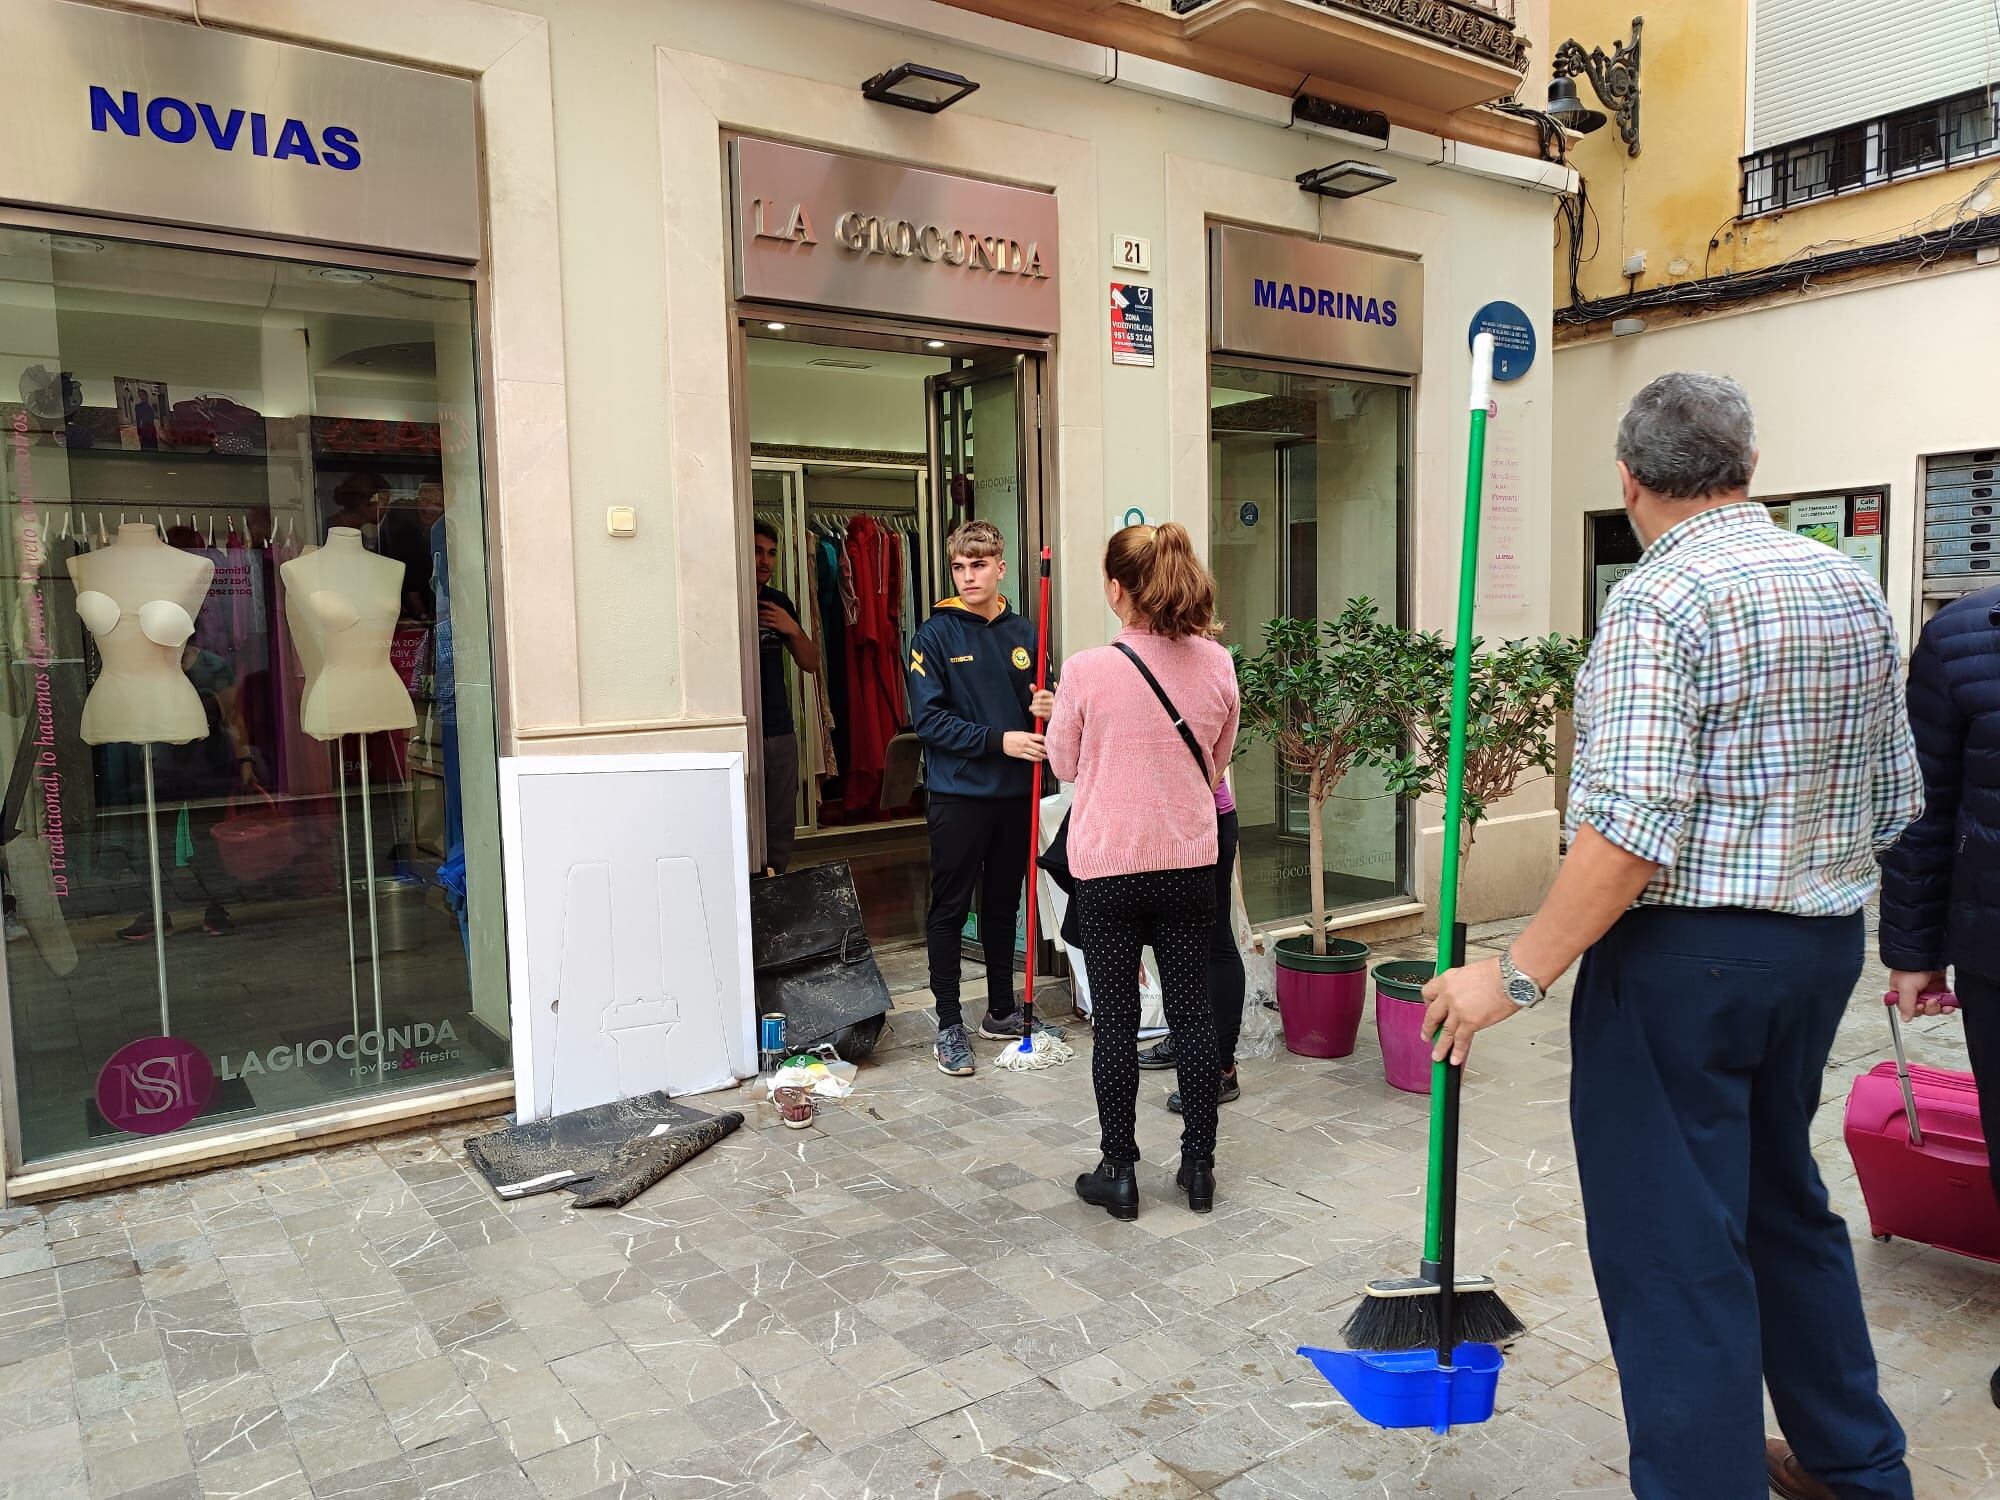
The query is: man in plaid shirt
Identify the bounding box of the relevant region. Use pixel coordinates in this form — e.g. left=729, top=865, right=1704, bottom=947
left=1424, top=374, right=1923, bottom=1500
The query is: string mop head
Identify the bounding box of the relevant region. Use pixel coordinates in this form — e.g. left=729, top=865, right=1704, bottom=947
left=994, top=1022, right=1074, bottom=1071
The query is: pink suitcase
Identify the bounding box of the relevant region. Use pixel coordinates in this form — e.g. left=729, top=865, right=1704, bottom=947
left=1843, top=992, right=2000, bottom=1265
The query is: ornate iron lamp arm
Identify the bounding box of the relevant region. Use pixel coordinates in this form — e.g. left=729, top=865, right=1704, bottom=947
left=1555, top=16, right=1642, bottom=156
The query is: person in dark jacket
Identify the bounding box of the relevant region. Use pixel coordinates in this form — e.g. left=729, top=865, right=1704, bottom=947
left=1878, top=583, right=2000, bottom=1412
left=907, top=520, right=1053, bottom=1076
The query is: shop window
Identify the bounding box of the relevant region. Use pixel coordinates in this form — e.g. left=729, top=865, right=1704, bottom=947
left=0, top=227, right=506, bottom=1166
left=1209, top=363, right=1408, bottom=926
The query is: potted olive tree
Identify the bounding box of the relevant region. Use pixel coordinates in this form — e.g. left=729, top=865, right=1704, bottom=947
left=1368, top=628, right=1585, bottom=1086
left=1374, top=630, right=1588, bottom=865
left=1232, top=600, right=1402, bottom=1058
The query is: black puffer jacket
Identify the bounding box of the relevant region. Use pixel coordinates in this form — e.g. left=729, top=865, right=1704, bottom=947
left=1880, top=586, right=2000, bottom=981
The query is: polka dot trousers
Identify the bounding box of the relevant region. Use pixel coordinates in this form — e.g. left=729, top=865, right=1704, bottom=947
left=1074, top=866, right=1219, bottom=1167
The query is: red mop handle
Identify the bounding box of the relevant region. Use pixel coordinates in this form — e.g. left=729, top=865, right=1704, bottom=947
left=1022, top=547, right=1053, bottom=1028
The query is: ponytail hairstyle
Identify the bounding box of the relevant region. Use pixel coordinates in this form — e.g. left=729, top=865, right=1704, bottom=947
left=1103, top=522, right=1218, bottom=639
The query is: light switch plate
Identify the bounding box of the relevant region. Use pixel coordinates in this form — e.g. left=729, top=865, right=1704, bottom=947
left=607, top=505, right=637, bottom=537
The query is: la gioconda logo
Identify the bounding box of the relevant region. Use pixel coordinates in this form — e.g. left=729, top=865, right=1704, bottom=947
left=96, top=1035, right=216, bottom=1136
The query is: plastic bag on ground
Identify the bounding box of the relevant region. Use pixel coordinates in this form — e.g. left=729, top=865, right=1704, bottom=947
left=1232, top=853, right=1281, bottom=1062
left=765, top=1053, right=855, bottom=1100
left=1036, top=785, right=1166, bottom=1033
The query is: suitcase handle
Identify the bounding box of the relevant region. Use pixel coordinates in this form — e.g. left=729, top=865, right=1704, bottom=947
left=1880, top=990, right=1960, bottom=1146
left=1881, top=990, right=1959, bottom=1013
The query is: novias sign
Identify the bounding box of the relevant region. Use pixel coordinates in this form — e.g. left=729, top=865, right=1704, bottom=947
left=749, top=198, right=1050, bottom=280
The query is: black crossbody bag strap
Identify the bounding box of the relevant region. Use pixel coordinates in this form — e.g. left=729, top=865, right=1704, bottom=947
left=1112, top=642, right=1210, bottom=784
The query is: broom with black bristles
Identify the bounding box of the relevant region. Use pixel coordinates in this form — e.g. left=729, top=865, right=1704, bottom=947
left=1341, top=331, right=1526, bottom=1355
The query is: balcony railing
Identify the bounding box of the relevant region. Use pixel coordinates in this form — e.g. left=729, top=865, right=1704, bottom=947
left=1741, top=85, right=2000, bottom=216
left=1170, top=0, right=1527, bottom=73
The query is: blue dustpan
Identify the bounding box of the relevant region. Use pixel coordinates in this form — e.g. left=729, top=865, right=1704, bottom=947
left=1298, top=1343, right=1503, bottom=1433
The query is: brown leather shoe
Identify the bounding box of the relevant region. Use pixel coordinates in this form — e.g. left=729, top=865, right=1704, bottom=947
left=1765, top=1440, right=1837, bottom=1500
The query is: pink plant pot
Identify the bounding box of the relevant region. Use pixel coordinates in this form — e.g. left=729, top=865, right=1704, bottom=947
left=1374, top=960, right=1436, bottom=1094
left=1274, top=936, right=1370, bottom=1059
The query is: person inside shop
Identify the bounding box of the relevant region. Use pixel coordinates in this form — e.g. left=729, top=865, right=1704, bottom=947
left=117, top=640, right=256, bottom=942
left=755, top=520, right=819, bottom=875
left=379, top=481, right=444, bottom=621
left=907, top=520, right=1054, bottom=1077
left=326, top=471, right=390, bottom=545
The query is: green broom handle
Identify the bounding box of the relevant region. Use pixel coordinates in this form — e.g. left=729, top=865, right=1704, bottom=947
left=1423, top=332, right=1495, bottom=1268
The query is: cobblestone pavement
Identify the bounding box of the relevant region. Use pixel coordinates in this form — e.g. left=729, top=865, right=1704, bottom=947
left=1, top=918, right=1995, bottom=1500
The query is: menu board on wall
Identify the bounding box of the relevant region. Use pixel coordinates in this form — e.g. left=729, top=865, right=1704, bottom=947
left=1789, top=498, right=1845, bottom=548
left=1760, top=488, right=1889, bottom=591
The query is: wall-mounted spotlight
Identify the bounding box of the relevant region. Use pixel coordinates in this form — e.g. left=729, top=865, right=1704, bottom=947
left=861, top=62, right=979, bottom=114
left=1550, top=16, right=1642, bottom=156
left=1296, top=160, right=1398, bottom=199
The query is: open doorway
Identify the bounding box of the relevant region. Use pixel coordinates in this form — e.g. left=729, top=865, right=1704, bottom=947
left=741, top=323, right=1047, bottom=980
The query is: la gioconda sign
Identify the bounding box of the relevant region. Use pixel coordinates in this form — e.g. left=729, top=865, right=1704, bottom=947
left=731, top=137, right=1059, bottom=335
left=0, top=0, right=480, bottom=261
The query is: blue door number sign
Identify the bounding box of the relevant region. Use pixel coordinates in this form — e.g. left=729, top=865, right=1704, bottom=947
left=1468, top=301, right=1536, bottom=382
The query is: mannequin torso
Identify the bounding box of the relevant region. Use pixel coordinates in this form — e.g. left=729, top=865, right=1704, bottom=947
left=67, top=526, right=216, bottom=746
left=281, top=528, right=416, bottom=739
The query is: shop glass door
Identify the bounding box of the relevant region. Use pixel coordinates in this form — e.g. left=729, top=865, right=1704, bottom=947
left=928, top=357, right=1044, bottom=610
left=0, top=225, right=507, bottom=1168
left=1209, top=362, right=1408, bottom=925
left=925, top=356, right=1045, bottom=960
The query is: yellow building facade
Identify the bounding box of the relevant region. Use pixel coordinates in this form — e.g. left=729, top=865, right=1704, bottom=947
left=1550, top=1, right=2000, bottom=643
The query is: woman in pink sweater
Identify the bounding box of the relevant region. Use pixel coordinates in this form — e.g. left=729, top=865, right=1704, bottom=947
left=1045, top=523, right=1239, bottom=1220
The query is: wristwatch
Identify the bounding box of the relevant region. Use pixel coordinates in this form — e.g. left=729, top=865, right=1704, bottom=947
left=1500, top=947, right=1546, bottom=1009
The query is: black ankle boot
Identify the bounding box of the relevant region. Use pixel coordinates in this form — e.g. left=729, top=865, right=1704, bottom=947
left=1176, top=1156, right=1215, bottom=1214
left=1075, top=1159, right=1139, bottom=1221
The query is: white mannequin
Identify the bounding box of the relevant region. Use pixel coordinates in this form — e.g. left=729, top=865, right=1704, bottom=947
left=66, top=525, right=216, bottom=746
left=281, top=528, right=416, bottom=739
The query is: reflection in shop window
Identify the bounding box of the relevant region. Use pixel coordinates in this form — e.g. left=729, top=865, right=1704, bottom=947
left=1209, top=363, right=1408, bottom=927
left=0, top=227, right=506, bottom=1165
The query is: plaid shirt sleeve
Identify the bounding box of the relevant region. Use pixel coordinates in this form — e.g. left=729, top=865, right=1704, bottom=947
left=1869, top=613, right=1925, bottom=854
left=1572, top=595, right=1699, bottom=868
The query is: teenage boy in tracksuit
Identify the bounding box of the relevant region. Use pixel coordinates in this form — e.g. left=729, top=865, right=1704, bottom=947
left=908, top=520, right=1054, bottom=1076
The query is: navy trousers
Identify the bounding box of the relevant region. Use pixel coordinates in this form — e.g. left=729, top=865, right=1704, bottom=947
left=1570, top=906, right=1911, bottom=1500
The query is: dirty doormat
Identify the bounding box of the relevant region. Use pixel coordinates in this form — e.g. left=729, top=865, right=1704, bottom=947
left=464, top=1090, right=743, bottom=1208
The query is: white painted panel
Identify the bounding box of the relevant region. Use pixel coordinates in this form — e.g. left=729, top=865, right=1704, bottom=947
left=1752, top=0, right=1998, bottom=148
left=501, top=754, right=756, bottom=1122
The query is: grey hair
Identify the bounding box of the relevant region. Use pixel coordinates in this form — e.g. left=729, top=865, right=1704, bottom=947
left=1615, top=372, right=1758, bottom=499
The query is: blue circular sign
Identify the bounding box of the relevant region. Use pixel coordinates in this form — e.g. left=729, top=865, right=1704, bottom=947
left=1122, top=507, right=1147, bottom=527
left=1469, top=300, right=1536, bottom=382
left=1239, top=502, right=1260, bottom=528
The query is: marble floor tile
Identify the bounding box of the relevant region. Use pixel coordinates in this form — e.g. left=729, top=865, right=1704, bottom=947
left=0, top=908, right=1989, bottom=1499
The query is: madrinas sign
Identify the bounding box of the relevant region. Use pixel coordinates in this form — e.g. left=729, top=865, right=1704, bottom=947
left=732, top=138, right=1059, bottom=335
left=0, top=0, right=479, bottom=260
left=1209, top=225, right=1424, bottom=375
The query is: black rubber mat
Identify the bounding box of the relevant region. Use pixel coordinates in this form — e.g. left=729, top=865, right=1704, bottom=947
left=463, top=1090, right=729, bottom=1202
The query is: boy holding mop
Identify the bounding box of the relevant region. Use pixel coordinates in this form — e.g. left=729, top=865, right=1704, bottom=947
left=907, top=521, right=1055, bottom=1076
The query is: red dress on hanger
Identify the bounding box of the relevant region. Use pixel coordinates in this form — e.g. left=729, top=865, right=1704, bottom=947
left=840, top=516, right=908, bottom=816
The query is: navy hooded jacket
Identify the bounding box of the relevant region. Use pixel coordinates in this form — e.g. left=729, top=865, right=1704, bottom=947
left=907, top=596, right=1038, bottom=799
left=1879, top=585, right=2000, bottom=981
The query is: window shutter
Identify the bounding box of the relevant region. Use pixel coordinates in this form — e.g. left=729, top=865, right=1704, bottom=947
left=1752, top=0, right=1999, bottom=149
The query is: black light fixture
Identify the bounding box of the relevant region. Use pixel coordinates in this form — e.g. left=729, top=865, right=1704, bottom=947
left=1544, top=78, right=1607, bottom=136
left=1551, top=16, right=1642, bottom=155
left=1296, top=160, right=1398, bottom=199
left=861, top=62, right=979, bottom=114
